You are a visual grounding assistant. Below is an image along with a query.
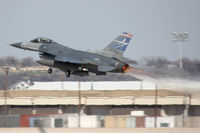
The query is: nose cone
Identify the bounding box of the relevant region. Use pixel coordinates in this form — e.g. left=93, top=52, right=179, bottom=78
left=10, top=42, right=22, bottom=49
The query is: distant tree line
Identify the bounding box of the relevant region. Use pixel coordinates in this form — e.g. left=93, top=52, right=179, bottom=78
left=143, top=57, right=200, bottom=73
left=182, top=58, right=200, bottom=73
left=0, top=56, right=38, bottom=67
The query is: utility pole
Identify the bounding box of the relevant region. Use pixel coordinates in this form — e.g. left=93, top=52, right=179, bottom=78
left=183, top=95, right=191, bottom=127
left=78, top=76, right=81, bottom=128
left=3, top=67, right=9, bottom=127
left=172, top=32, right=189, bottom=69
left=154, top=84, right=158, bottom=128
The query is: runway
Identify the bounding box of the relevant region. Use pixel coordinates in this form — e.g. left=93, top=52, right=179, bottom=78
left=0, top=128, right=199, bottom=133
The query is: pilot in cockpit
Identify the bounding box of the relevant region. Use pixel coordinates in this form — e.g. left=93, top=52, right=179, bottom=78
left=30, top=37, right=53, bottom=44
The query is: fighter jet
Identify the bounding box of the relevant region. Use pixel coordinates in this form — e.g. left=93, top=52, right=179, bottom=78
left=11, top=32, right=133, bottom=77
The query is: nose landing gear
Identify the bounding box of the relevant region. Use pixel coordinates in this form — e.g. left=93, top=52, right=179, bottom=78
left=65, top=70, right=71, bottom=77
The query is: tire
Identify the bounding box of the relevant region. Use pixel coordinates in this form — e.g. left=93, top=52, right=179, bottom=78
left=48, top=68, right=52, bottom=74
left=66, top=70, right=71, bottom=77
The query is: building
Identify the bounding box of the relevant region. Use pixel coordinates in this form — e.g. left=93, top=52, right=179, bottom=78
left=1, top=81, right=200, bottom=127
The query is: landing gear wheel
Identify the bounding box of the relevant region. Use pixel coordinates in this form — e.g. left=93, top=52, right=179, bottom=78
left=48, top=68, right=53, bottom=74
left=66, top=70, right=71, bottom=77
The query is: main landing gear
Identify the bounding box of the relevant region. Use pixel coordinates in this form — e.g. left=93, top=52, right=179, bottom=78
left=65, top=70, right=71, bottom=77
left=48, top=68, right=53, bottom=74
left=48, top=68, right=71, bottom=78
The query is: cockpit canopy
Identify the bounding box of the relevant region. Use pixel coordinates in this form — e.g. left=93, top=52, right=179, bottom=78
left=30, top=37, right=56, bottom=44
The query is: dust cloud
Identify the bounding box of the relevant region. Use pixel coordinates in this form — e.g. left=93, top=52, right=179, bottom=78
left=126, top=66, right=200, bottom=95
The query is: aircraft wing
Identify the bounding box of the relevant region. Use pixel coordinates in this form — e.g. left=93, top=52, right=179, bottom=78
left=55, top=55, right=116, bottom=73
left=55, top=55, right=86, bottom=64
left=55, top=55, right=103, bottom=66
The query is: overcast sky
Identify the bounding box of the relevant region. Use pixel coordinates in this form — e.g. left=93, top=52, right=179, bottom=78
left=0, top=0, right=199, bottom=61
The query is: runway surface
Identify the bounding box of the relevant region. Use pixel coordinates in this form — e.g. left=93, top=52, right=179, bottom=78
left=0, top=128, right=199, bottom=133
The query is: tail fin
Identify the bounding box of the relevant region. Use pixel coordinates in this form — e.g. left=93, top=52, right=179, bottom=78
left=103, top=32, right=133, bottom=56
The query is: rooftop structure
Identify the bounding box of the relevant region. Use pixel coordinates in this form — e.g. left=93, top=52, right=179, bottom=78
left=11, top=81, right=157, bottom=90
left=0, top=89, right=198, bottom=106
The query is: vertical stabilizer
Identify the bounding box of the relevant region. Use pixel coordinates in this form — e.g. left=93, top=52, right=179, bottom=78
left=103, top=32, right=133, bottom=57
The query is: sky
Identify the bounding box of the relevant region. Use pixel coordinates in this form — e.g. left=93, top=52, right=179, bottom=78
left=0, top=0, right=199, bottom=61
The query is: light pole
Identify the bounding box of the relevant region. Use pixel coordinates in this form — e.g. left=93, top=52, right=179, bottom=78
left=78, top=76, right=81, bottom=128
left=172, top=32, right=189, bottom=69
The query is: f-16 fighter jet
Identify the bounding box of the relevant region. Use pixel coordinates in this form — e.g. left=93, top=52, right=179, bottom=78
left=11, top=32, right=133, bottom=77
